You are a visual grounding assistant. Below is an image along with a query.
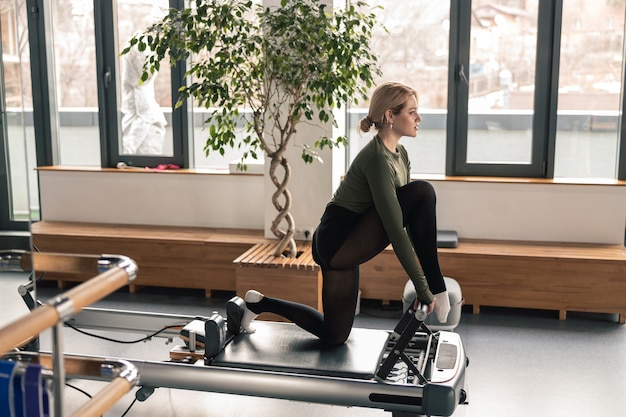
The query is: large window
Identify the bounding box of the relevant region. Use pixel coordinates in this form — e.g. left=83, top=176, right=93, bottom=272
left=449, top=0, right=626, bottom=179
left=51, top=0, right=100, bottom=166
left=465, top=0, right=538, bottom=167
left=29, top=0, right=261, bottom=171
left=96, top=0, right=188, bottom=168
left=27, top=0, right=188, bottom=169
left=348, top=0, right=450, bottom=176
left=51, top=1, right=183, bottom=166
left=554, top=1, right=625, bottom=179
left=117, top=1, right=174, bottom=158
left=349, top=0, right=626, bottom=181
left=1, top=0, right=35, bottom=231
left=19, top=0, right=626, bottom=181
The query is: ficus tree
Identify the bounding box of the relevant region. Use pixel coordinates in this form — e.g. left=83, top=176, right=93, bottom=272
left=122, top=0, right=382, bottom=257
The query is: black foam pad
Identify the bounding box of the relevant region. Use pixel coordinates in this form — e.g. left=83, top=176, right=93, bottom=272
left=211, top=321, right=390, bottom=379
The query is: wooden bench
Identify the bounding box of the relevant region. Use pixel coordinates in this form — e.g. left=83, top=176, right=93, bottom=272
left=30, top=221, right=270, bottom=297
left=30, top=221, right=626, bottom=323
left=233, top=242, right=321, bottom=322
left=360, top=239, right=626, bottom=324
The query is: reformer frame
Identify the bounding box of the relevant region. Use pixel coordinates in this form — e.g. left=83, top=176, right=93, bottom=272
left=59, top=302, right=467, bottom=416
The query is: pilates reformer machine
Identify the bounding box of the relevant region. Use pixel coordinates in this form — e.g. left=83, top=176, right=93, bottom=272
left=0, top=250, right=468, bottom=417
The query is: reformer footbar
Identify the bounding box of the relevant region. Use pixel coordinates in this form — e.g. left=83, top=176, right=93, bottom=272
left=376, top=301, right=433, bottom=384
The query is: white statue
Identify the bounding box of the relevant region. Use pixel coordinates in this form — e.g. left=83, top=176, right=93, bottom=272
left=121, top=43, right=167, bottom=155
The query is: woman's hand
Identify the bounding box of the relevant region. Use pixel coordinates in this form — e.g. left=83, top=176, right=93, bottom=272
left=413, top=297, right=436, bottom=314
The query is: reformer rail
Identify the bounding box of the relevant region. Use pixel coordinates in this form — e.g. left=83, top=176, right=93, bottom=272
left=0, top=250, right=139, bottom=417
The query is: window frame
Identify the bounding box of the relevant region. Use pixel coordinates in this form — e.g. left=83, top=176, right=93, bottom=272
left=23, top=0, right=626, bottom=180
left=447, top=0, right=555, bottom=177
left=94, top=0, right=190, bottom=169
left=0, top=0, right=33, bottom=234
left=0, top=120, right=29, bottom=232
left=447, top=0, right=626, bottom=180
left=27, top=0, right=56, bottom=168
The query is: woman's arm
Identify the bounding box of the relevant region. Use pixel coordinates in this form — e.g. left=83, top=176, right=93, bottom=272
left=365, top=155, right=434, bottom=304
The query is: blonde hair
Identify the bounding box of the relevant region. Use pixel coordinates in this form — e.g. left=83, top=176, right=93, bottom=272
left=358, top=82, right=418, bottom=134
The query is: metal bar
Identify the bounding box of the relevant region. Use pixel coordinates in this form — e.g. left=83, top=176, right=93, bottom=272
left=0, top=254, right=137, bottom=355
left=66, top=307, right=194, bottom=339
left=51, top=322, right=66, bottom=417
left=420, top=334, right=434, bottom=376
left=400, top=351, right=427, bottom=385
left=37, top=354, right=139, bottom=417
left=91, top=357, right=429, bottom=414
left=48, top=336, right=465, bottom=417
left=70, top=377, right=132, bottom=417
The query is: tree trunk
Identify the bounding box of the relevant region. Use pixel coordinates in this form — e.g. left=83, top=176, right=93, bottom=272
left=269, top=154, right=297, bottom=257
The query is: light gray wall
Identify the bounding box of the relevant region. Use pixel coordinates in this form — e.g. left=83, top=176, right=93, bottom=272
left=38, top=163, right=626, bottom=244
left=38, top=169, right=265, bottom=229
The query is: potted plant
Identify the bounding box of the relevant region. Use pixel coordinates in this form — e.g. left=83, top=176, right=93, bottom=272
left=123, top=0, right=381, bottom=257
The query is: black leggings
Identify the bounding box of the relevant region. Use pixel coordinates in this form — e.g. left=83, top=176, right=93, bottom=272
left=246, top=180, right=445, bottom=346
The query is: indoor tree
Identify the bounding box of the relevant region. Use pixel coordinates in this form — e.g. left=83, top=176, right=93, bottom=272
left=122, top=0, right=381, bottom=257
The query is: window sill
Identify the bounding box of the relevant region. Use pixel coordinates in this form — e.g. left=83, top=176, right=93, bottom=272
left=36, top=166, right=626, bottom=186
left=35, top=166, right=262, bottom=176
left=413, top=174, right=626, bottom=186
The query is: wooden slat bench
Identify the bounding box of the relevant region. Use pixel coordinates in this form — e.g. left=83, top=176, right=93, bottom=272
left=30, top=221, right=626, bottom=323
left=30, top=221, right=271, bottom=297
left=233, top=242, right=321, bottom=322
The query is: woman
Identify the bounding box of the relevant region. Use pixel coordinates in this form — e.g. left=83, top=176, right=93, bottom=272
left=240, top=81, right=450, bottom=345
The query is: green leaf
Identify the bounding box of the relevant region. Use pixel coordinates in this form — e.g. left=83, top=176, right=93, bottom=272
left=121, top=0, right=382, bottom=165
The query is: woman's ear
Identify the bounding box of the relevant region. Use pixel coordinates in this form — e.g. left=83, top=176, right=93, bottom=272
left=384, top=110, right=393, bottom=125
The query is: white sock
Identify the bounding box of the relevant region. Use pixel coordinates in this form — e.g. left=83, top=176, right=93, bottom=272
left=241, top=290, right=264, bottom=333
left=245, top=289, right=264, bottom=303
left=434, top=291, right=451, bottom=323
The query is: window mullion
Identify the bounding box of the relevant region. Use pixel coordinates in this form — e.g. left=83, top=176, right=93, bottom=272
left=170, top=0, right=190, bottom=168
left=619, top=3, right=626, bottom=181
left=94, top=0, right=121, bottom=168
left=446, top=0, right=470, bottom=176
left=27, top=0, right=56, bottom=167
left=533, top=0, right=562, bottom=178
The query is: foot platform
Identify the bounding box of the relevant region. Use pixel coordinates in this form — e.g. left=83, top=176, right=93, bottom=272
left=226, top=296, right=245, bottom=336
left=179, top=312, right=229, bottom=360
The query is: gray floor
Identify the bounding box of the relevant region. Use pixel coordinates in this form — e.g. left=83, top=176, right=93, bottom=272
left=3, top=275, right=626, bottom=417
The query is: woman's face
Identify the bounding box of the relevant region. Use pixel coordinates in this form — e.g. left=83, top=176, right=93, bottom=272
left=390, top=95, right=421, bottom=138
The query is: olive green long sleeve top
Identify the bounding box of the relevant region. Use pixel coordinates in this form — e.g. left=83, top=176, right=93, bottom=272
left=331, top=136, right=434, bottom=304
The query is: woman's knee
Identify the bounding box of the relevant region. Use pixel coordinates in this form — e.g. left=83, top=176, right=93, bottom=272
left=411, top=179, right=436, bottom=200
left=322, top=326, right=352, bottom=346
left=398, top=180, right=437, bottom=209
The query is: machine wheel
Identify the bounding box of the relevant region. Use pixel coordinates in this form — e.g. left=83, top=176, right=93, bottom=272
left=459, top=388, right=468, bottom=404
